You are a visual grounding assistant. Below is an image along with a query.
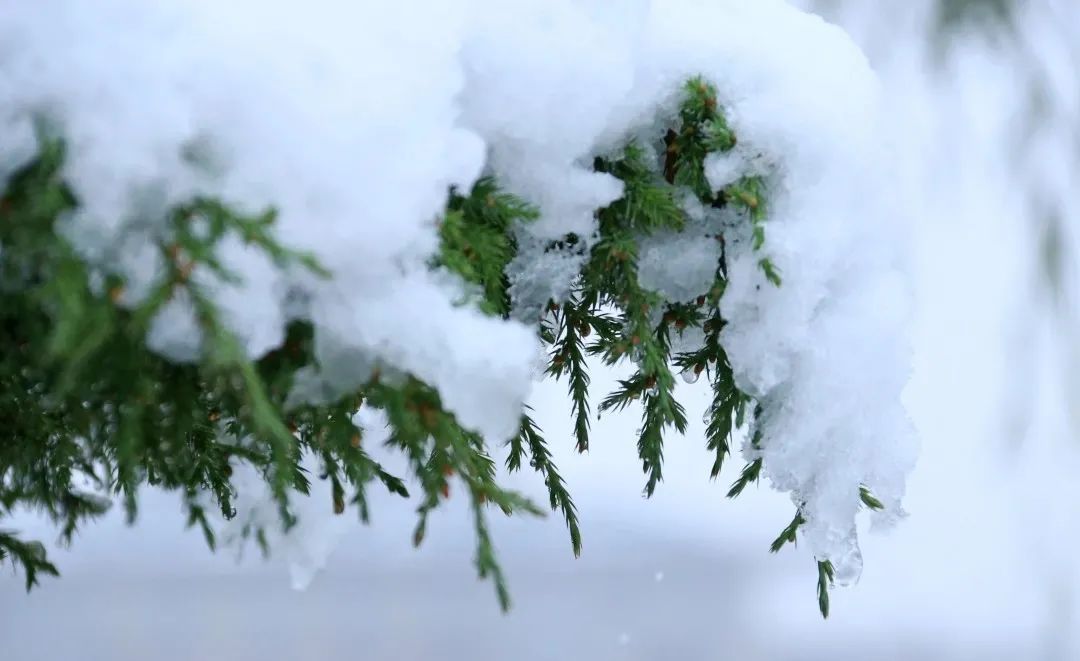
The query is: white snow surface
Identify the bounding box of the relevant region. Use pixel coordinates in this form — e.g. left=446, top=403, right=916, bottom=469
left=0, top=1, right=915, bottom=581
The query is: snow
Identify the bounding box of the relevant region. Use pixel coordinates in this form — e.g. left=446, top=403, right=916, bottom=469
left=704, top=151, right=749, bottom=191
left=636, top=230, right=722, bottom=304
left=223, top=453, right=352, bottom=592
left=216, top=405, right=399, bottom=591
left=0, top=1, right=915, bottom=594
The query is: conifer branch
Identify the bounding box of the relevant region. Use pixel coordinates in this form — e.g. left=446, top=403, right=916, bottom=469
left=0, top=75, right=848, bottom=618
left=511, top=413, right=582, bottom=557
left=546, top=299, right=593, bottom=453
left=818, top=560, right=835, bottom=618
left=770, top=510, right=806, bottom=554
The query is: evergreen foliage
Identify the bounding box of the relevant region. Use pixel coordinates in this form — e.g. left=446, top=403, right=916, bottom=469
left=0, top=77, right=849, bottom=616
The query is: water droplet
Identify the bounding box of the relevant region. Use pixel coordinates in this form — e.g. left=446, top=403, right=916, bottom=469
left=680, top=367, right=700, bottom=384
left=646, top=385, right=659, bottom=398
left=702, top=409, right=713, bottom=426
left=830, top=535, right=864, bottom=588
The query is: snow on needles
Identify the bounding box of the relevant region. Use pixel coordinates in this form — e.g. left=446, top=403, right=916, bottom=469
left=0, top=1, right=915, bottom=581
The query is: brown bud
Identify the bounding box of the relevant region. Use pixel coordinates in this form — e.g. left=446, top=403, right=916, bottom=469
left=420, top=405, right=438, bottom=430
left=350, top=433, right=361, bottom=448
left=177, top=259, right=194, bottom=282
left=333, top=495, right=345, bottom=515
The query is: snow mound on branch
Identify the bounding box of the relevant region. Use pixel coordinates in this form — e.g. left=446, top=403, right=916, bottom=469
left=463, top=0, right=916, bottom=579
left=644, top=2, right=916, bottom=579
left=0, top=0, right=914, bottom=582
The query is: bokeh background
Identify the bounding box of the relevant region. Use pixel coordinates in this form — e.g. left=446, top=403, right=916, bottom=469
left=4, top=1, right=1080, bottom=659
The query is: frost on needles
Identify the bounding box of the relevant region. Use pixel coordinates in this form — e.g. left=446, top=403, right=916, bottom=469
left=0, top=0, right=915, bottom=618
